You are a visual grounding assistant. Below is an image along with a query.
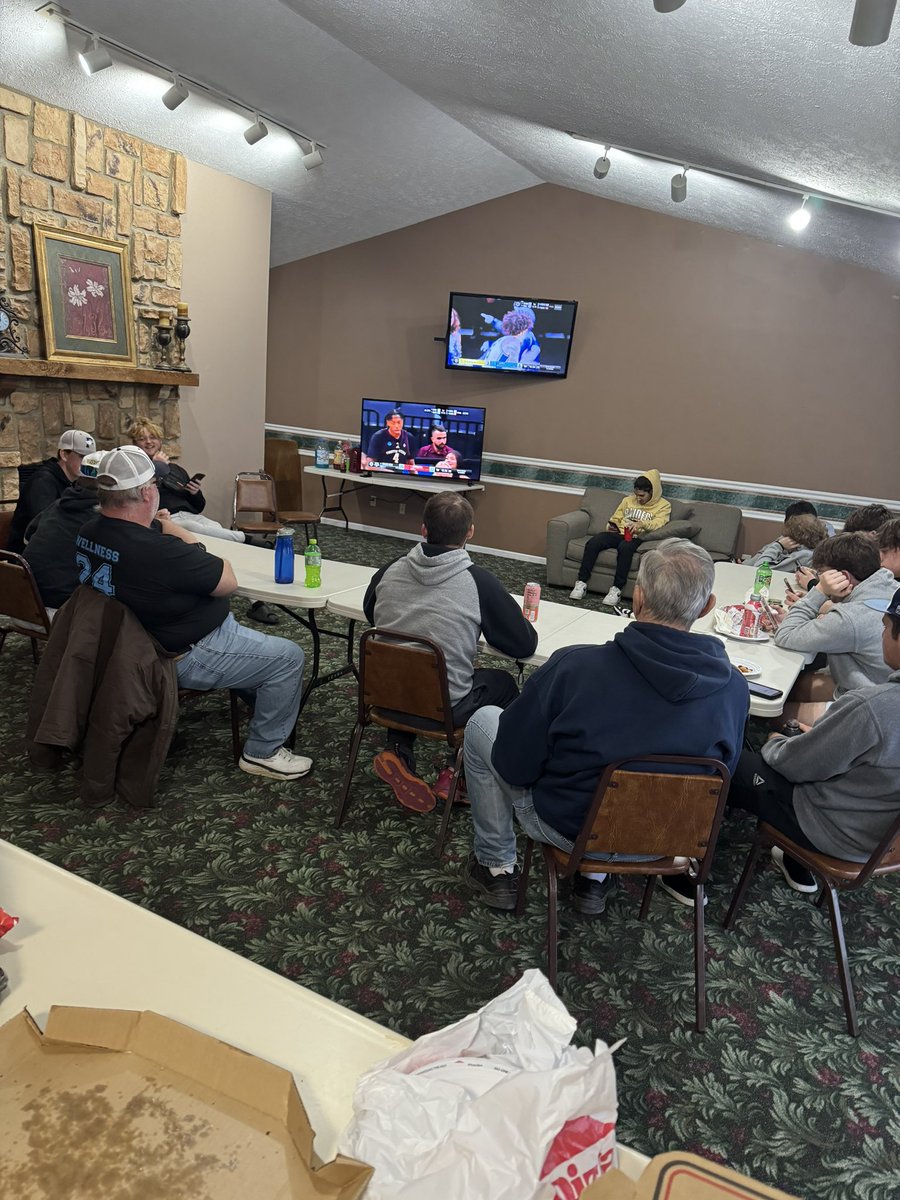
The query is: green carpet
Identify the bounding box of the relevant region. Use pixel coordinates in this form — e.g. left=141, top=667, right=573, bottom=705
left=1, top=526, right=897, bottom=1200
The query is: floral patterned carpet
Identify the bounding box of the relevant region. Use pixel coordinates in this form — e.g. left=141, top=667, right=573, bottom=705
left=1, top=526, right=898, bottom=1199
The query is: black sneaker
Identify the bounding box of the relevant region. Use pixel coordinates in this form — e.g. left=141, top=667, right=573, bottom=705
left=771, top=847, right=818, bottom=894
left=659, top=875, right=708, bottom=908
left=465, top=854, right=519, bottom=912
left=571, top=873, right=618, bottom=916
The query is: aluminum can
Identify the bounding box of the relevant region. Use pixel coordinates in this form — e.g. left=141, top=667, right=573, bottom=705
left=523, top=581, right=541, bottom=623
left=739, top=602, right=760, bottom=639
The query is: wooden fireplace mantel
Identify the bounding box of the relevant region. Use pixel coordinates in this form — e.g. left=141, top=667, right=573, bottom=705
left=0, top=357, right=200, bottom=391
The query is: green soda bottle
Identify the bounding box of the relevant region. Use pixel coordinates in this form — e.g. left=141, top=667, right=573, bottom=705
left=304, top=538, right=321, bottom=588
left=753, top=560, right=772, bottom=597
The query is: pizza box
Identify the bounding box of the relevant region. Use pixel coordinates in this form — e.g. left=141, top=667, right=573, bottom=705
left=584, top=1150, right=801, bottom=1200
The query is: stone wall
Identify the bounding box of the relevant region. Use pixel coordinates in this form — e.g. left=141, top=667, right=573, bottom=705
left=0, top=85, right=188, bottom=503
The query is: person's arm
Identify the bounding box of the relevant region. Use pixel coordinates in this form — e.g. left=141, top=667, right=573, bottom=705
left=640, top=499, right=672, bottom=533
left=24, top=471, right=61, bottom=521
left=182, top=484, right=206, bottom=514
left=773, top=587, right=859, bottom=654
left=211, top=559, right=237, bottom=597
left=607, top=497, right=628, bottom=531
left=362, top=562, right=394, bottom=625
left=471, top=567, right=538, bottom=659
left=746, top=539, right=787, bottom=567
left=762, top=691, right=877, bottom=781
left=158, top=517, right=199, bottom=543
left=490, top=656, right=563, bottom=787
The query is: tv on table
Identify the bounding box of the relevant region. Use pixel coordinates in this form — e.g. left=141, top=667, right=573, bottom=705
left=360, top=400, right=486, bottom=482
left=446, top=292, right=578, bottom=378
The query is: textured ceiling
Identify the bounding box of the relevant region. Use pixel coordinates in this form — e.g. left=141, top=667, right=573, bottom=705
left=2, top=0, right=898, bottom=279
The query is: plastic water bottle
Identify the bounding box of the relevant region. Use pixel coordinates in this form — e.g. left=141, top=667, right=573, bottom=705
left=274, top=527, right=295, bottom=584
left=304, top=538, right=321, bottom=588
left=753, top=561, right=772, bottom=599
left=315, top=441, right=329, bottom=468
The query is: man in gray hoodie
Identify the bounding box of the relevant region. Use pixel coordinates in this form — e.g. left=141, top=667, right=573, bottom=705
left=363, top=492, right=537, bottom=813
left=730, top=583, right=900, bottom=892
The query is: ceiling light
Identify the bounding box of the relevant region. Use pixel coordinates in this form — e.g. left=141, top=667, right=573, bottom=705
left=592, top=149, right=611, bottom=180
left=162, top=75, right=189, bottom=111
left=243, top=116, right=269, bottom=146
left=787, top=196, right=812, bottom=231
left=671, top=169, right=688, bottom=203
left=301, top=143, right=324, bottom=170
left=849, top=0, right=896, bottom=45
left=654, top=0, right=688, bottom=10
left=78, top=33, right=112, bottom=75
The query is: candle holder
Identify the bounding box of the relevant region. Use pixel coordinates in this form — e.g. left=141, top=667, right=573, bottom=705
left=154, top=317, right=174, bottom=369
left=173, top=314, right=191, bottom=371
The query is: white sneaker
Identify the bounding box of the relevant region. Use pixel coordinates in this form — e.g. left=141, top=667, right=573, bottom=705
left=240, top=746, right=312, bottom=780
left=602, top=586, right=622, bottom=607
left=569, top=580, right=587, bottom=601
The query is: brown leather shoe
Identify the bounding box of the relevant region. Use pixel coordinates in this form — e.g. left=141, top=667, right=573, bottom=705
left=373, top=751, right=436, bottom=813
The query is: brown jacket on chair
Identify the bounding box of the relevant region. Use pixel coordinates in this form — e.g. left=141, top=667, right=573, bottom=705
left=26, top=585, right=179, bottom=808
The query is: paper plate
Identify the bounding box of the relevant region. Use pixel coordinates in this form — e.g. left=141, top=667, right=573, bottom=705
left=732, top=658, right=762, bottom=679
left=722, top=629, right=770, bottom=643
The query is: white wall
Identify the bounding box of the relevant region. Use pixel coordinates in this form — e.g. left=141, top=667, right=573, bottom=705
left=180, top=161, right=272, bottom=524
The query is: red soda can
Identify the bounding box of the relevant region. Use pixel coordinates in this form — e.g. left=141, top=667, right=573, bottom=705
left=523, top=581, right=541, bottom=623
left=739, top=604, right=760, bottom=639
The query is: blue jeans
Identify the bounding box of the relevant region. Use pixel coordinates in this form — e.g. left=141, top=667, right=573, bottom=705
left=464, top=706, right=574, bottom=870
left=176, top=614, right=303, bottom=758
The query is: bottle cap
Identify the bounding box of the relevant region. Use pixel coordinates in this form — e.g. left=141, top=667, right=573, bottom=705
left=277, top=526, right=295, bottom=536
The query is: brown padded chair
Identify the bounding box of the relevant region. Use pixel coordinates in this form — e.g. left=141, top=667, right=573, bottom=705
left=335, top=628, right=464, bottom=856
left=0, top=549, right=53, bottom=662
left=724, top=816, right=900, bottom=1036
left=232, top=470, right=318, bottom=543
left=515, top=756, right=731, bottom=1033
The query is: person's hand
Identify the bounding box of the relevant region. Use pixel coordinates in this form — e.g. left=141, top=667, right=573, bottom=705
left=784, top=589, right=801, bottom=608
left=184, top=480, right=202, bottom=495
left=156, top=508, right=171, bottom=520
left=817, top=569, right=853, bottom=600
left=778, top=535, right=800, bottom=551
left=607, top=522, right=620, bottom=533
left=766, top=731, right=784, bottom=742
left=795, top=566, right=816, bottom=591
left=796, top=721, right=813, bottom=733
left=153, top=450, right=169, bottom=464
left=817, top=600, right=836, bottom=617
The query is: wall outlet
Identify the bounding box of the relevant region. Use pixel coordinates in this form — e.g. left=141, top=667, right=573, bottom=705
left=399, top=502, right=406, bottom=515
left=369, top=495, right=377, bottom=507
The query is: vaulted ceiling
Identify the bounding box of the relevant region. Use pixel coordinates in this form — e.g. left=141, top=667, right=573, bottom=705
left=3, top=0, right=898, bottom=278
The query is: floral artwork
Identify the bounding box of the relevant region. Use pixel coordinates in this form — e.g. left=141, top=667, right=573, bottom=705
left=34, top=225, right=135, bottom=364
left=58, top=257, right=114, bottom=341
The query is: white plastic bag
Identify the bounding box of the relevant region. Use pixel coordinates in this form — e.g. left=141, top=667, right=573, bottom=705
left=340, top=969, right=618, bottom=1200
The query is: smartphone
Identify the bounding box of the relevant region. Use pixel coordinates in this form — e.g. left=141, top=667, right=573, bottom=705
left=747, top=681, right=784, bottom=700
left=189, top=472, right=205, bottom=483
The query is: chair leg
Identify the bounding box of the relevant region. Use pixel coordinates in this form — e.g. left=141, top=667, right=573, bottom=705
left=228, top=690, right=242, bottom=764
left=694, top=881, right=707, bottom=1033
left=515, top=838, right=534, bottom=917
left=723, top=834, right=767, bottom=929
left=432, top=745, right=463, bottom=858
left=544, top=847, right=560, bottom=990
left=639, top=876, right=657, bottom=920
left=335, top=723, right=366, bottom=827
left=823, top=884, right=859, bottom=1036
left=815, top=888, right=827, bottom=909
left=30, top=637, right=40, bottom=664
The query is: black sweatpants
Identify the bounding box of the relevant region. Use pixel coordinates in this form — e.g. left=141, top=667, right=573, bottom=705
left=728, top=750, right=819, bottom=872
left=577, top=532, right=642, bottom=589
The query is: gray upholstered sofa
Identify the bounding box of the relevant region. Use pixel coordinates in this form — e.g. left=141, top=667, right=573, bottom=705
left=546, top=487, right=742, bottom=600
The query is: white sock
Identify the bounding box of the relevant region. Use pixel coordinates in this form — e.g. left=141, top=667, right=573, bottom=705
left=489, top=865, right=516, bottom=877
left=584, top=871, right=607, bottom=882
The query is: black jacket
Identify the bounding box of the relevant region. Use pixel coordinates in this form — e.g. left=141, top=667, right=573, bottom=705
left=8, top=458, right=70, bottom=552
left=156, top=461, right=206, bottom=516
left=23, top=485, right=99, bottom=608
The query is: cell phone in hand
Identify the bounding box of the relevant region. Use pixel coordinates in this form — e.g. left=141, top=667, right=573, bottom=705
left=189, top=473, right=205, bottom=483
left=747, top=681, right=784, bottom=700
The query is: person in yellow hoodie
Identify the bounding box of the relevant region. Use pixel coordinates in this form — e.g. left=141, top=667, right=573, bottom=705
left=570, top=470, right=671, bottom=606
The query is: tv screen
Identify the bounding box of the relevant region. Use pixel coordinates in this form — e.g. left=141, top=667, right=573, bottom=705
left=360, top=400, right=486, bottom=482
left=446, top=292, right=578, bottom=378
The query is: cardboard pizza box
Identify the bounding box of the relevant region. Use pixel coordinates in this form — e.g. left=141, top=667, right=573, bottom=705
left=583, top=1151, right=801, bottom=1200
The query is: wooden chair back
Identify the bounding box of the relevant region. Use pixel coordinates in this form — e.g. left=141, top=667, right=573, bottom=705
left=264, top=438, right=305, bottom=512
left=233, top=472, right=278, bottom=523
left=0, top=550, right=52, bottom=635
left=568, top=755, right=731, bottom=881
left=359, top=628, right=455, bottom=737
left=0, top=509, right=13, bottom=551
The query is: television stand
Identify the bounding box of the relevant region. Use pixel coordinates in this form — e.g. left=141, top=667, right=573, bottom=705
left=304, top=466, right=484, bottom=530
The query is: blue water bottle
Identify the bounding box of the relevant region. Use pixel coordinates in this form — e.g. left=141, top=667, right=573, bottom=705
left=274, top=527, right=295, bottom=584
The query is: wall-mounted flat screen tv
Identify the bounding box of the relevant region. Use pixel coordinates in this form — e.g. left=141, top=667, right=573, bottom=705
left=360, top=399, right=486, bottom=482
left=446, top=292, right=578, bottom=378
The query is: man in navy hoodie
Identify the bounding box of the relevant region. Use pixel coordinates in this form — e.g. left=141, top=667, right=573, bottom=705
left=464, top=539, right=749, bottom=914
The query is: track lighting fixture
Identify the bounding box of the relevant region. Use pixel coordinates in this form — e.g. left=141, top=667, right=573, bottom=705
left=849, top=0, right=896, bottom=45
left=78, top=33, right=112, bottom=75
left=301, top=143, right=324, bottom=170
left=593, top=149, right=611, bottom=180
left=671, top=169, right=688, bottom=203
left=162, top=75, right=189, bottom=111
left=243, top=116, right=269, bottom=146
left=788, top=196, right=812, bottom=231
left=654, top=0, right=688, bottom=11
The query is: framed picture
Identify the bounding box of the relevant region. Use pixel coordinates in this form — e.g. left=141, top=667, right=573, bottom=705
left=33, top=225, right=136, bottom=365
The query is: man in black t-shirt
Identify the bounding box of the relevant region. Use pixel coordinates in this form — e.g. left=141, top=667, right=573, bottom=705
left=75, top=447, right=312, bottom=781
left=364, top=410, right=414, bottom=469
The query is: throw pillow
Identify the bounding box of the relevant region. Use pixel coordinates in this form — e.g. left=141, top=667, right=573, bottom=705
left=640, top=521, right=701, bottom=542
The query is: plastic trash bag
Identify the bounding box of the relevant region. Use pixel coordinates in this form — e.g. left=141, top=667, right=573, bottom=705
left=340, top=969, right=618, bottom=1200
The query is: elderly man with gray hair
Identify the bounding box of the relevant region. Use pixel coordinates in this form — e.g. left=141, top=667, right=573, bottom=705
left=464, top=539, right=749, bottom=915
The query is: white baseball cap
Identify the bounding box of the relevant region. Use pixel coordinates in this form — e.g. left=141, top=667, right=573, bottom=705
left=79, top=450, right=105, bottom=478
left=97, top=446, right=157, bottom=491
left=58, top=429, right=96, bottom=454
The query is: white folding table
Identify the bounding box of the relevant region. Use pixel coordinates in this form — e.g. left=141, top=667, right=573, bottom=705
left=305, top=466, right=484, bottom=530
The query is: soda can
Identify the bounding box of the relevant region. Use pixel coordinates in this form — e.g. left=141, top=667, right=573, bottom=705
left=739, top=603, right=760, bottom=639
left=523, top=581, right=541, bottom=623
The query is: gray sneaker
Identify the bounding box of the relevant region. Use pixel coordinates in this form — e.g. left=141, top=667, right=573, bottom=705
left=602, top=586, right=622, bottom=607
left=240, top=746, right=312, bottom=780
left=569, top=580, right=587, bottom=600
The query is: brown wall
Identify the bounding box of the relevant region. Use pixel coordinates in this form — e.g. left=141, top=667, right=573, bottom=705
left=267, top=183, right=900, bottom=555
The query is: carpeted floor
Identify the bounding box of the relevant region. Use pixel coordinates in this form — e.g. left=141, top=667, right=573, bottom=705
left=1, top=526, right=898, bottom=1200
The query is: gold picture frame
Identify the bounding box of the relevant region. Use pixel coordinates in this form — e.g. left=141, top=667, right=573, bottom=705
left=34, top=225, right=136, bottom=365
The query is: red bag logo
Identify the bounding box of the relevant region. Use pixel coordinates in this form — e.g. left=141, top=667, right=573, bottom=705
left=539, top=1115, right=616, bottom=1200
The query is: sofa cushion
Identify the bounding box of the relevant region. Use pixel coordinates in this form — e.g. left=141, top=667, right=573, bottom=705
left=580, top=488, right=625, bottom=535
left=667, top=498, right=694, bottom=521
left=640, top=521, right=701, bottom=542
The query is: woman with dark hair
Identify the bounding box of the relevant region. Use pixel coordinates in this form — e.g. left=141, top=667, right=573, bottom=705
left=448, top=308, right=462, bottom=364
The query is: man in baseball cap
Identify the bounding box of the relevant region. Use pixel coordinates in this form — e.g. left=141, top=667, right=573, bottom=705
left=7, top=428, right=96, bottom=552
left=74, top=446, right=312, bottom=781
left=23, top=450, right=105, bottom=611
left=726, top=581, right=900, bottom=894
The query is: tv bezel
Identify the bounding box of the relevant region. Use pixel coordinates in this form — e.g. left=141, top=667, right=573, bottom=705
left=445, top=290, right=579, bottom=380
left=359, top=398, right=488, bottom=484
